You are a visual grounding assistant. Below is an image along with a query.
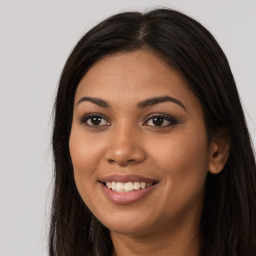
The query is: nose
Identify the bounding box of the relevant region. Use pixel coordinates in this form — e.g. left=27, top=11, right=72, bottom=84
left=105, top=126, right=146, bottom=166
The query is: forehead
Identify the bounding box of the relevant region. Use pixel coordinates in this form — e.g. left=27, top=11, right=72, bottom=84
left=75, top=50, right=200, bottom=112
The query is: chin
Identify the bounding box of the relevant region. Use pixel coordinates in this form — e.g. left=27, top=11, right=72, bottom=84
left=98, top=212, right=157, bottom=236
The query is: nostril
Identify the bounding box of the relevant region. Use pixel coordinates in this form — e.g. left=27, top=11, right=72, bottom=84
left=107, top=158, right=137, bottom=165
left=127, top=159, right=136, bottom=163
left=108, top=159, right=115, bottom=164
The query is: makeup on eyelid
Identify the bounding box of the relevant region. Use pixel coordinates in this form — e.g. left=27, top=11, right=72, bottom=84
left=79, top=112, right=179, bottom=128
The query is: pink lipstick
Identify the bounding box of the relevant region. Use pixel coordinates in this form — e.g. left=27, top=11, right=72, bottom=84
left=98, top=174, right=158, bottom=204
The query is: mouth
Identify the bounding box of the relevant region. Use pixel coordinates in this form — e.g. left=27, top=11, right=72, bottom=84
left=98, top=174, right=159, bottom=204
left=101, top=181, right=158, bottom=193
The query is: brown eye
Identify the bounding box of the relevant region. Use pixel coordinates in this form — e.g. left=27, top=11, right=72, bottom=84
left=81, top=114, right=110, bottom=127
left=89, top=116, right=103, bottom=126
left=152, top=117, right=164, bottom=126
left=143, top=114, right=177, bottom=127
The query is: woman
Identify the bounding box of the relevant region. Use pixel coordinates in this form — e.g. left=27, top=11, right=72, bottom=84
left=49, top=8, right=256, bottom=256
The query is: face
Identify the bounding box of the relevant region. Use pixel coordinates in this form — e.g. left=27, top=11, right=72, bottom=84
left=69, top=50, right=216, bottom=236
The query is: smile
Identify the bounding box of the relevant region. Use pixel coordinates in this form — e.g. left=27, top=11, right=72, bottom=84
left=104, top=181, right=154, bottom=192
left=99, top=175, right=158, bottom=204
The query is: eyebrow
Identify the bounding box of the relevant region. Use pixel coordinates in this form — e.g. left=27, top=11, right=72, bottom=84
left=76, top=97, right=110, bottom=108
left=76, top=95, right=186, bottom=111
left=137, top=96, right=186, bottom=111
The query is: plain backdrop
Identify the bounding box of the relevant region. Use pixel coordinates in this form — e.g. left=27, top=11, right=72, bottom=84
left=0, top=1, right=255, bottom=255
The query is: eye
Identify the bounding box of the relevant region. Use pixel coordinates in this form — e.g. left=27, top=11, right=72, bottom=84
left=143, top=114, right=177, bottom=127
left=80, top=114, right=110, bottom=127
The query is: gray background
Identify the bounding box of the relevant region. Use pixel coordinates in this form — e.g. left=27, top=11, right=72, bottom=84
left=0, top=0, right=255, bottom=255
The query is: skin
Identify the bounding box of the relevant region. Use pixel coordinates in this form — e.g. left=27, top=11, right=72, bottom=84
left=69, top=50, right=229, bottom=256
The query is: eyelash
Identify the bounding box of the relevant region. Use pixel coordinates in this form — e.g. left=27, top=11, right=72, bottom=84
left=80, top=113, right=110, bottom=127
left=143, top=113, right=178, bottom=127
left=80, top=113, right=178, bottom=127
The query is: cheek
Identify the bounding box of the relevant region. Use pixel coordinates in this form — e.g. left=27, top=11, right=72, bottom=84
left=69, top=128, right=103, bottom=201
left=69, top=125, right=105, bottom=170
left=148, top=125, right=209, bottom=208
left=150, top=126, right=208, bottom=163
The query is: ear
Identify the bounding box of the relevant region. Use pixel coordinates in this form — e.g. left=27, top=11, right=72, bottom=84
left=208, top=128, right=230, bottom=174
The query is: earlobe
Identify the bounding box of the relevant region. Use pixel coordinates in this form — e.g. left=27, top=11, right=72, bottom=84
left=208, top=128, right=230, bottom=175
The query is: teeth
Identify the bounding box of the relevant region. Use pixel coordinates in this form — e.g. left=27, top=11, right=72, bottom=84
left=112, top=182, right=116, bottom=191
left=106, top=182, right=112, bottom=189
left=116, top=182, right=125, bottom=192
left=105, top=181, right=153, bottom=192
left=134, top=182, right=140, bottom=190
left=124, top=182, right=133, bottom=192
left=146, top=183, right=151, bottom=188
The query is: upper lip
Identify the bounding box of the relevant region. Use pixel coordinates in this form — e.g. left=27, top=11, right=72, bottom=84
left=98, top=174, right=158, bottom=183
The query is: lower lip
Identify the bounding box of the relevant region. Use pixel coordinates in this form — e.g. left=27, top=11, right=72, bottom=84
left=100, top=182, right=156, bottom=205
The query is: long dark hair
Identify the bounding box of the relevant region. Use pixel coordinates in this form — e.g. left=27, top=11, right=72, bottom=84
left=49, top=8, right=256, bottom=256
